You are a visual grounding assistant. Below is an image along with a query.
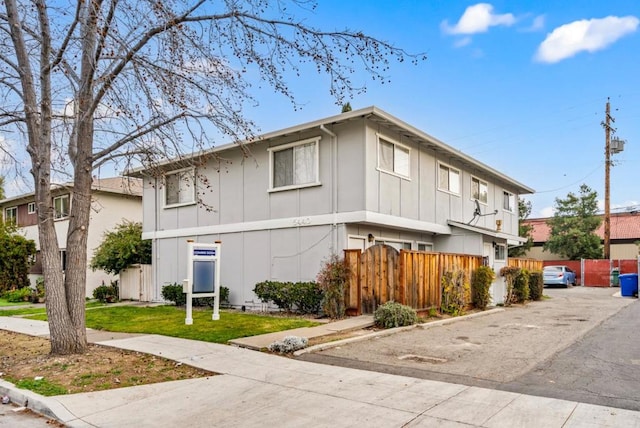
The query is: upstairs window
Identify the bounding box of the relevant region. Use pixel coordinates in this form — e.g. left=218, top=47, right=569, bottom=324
left=438, top=163, right=460, bottom=195
left=472, top=177, right=488, bottom=204
left=503, top=191, right=515, bottom=213
left=378, top=136, right=410, bottom=178
left=269, top=137, right=320, bottom=191
left=53, top=195, right=70, bottom=219
left=27, top=202, right=36, bottom=214
left=165, top=168, right=196, bottom=207
left=4, top=207, right=17, bottom=225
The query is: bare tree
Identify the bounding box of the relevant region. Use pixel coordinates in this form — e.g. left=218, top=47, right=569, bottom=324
left=0, top=0, right=423, bottom=354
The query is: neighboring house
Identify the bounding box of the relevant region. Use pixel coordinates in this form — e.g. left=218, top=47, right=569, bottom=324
left=128, top=106, right=534, bottom=306
left=0, top=177, right=143, bottom=297
left=524, top=212, right=640, bottom=260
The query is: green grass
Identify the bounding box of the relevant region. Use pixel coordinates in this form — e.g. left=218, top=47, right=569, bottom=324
left=8, top=377, right=68, bottom=396
left=0, top=297, right=30, bottom=307
left=0, top=300, right=105, bottom=317
left=25, top=305, right=319, bottom=343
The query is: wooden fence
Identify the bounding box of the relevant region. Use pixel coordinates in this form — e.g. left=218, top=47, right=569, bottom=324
left=507, top=258, right=543, bottom=272
left=119, top=264, right=153, bottom=301
left=344, top=245, right=482, bottom=315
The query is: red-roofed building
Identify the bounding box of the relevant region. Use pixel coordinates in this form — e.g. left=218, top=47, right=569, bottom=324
left=523, top=213, right=640, bottom=260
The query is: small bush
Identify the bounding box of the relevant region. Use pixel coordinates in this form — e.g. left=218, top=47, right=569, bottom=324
left=290, top=281, right=323, bottom=314
left=161, top=283, right=186, bottom=306
left=374, top=301, right=419, bottom=328
left=441, top=268, right=470, bottom=316
left=268, top=336, right=308, bottom=353
left=254, top=281, right=323, bottom=314
left=317, top=254, right=349, bottom=319
left=2, top=286, right=32, bottom=303
left=254, top=280, right=292, bottom=311
left=471, top=266, right=495, bottom=310
left=513, top=269, right=530, bottom=303
left=529, top=271, right=544, bottom=301
left=93, top=281, right=119, bottom=303
left=500, top=266, right=521, bottom=306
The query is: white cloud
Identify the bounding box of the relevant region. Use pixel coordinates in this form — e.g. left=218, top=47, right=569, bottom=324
left=539, top=206, right=555, bottom=218
left=454, top=37, right=472, bottom=48
left=442, top=3, right=516, bottom=35
left=535, top=16, right=639, bottom=63
left=522, top=15, right=545, bottom=32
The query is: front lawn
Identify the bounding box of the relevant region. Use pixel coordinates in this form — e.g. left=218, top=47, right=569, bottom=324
left=25, top=305, right=319, bottom=343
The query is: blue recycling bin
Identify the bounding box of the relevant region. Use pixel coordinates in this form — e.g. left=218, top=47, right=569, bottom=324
left=619, top=273, right=638, bottom=297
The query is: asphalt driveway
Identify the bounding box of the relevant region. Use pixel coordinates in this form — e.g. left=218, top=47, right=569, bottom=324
left=299, top=287, right=639, bottom=408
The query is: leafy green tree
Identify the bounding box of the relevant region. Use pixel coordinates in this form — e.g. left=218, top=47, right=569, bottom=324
left=0, top=221, right=37, bottom=293
left=91, top=222, right=151, bottom=275
left=544, top=184, right=602, bottom=260
left=508, top=197, right=534, bottom=257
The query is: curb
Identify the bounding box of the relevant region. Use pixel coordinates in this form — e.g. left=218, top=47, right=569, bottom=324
left=293, top=307, right=505, bottom=357
left=0, top=378, right=76, bottom=425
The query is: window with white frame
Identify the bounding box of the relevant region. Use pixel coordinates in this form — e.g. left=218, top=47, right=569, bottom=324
left=53, top=195, right=69, bottom=219
left=4, top=207, right=17, bottom=224
left=417, top=242, right=433, bottom=252
left=438, top=163, right=460, bottom=194
left=494, top=243, right=506, bottom=260
left=27, top=202, right=36, bottom=214
left=503, top=191, right=515, bottom=212
left=165, top=168, right=196, bottom=207
left=269, top=137, right=320, bottom=190
left=378, top=136, right=410, bottom=178
left=472, top=177, right=488, bottom=203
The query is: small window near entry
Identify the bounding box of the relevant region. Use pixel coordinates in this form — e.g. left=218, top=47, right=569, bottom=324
left=417, top=242, right=433, bottom=252
left=472, top=177, right=488, bottom=203
left=378, top=136, right=410, bottom=178
left=269, top=137, right=320, bottom=190
left=53, top=195, right=70, bottom=219
left=494, top=244, right=506, bottom=261
left=438, top=163, right=460, bottom=194
left=165, top=168, right=196, bottom=207
left=60, top=250, right=67, bottom=272
left=4, top=207, right=17, bottom=224
left=27, top=202, right=36, bottom=214
left=503, top=191, right=515, bottom=212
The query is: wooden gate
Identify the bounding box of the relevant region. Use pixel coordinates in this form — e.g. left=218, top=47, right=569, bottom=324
left=344, top=245, right=480, bottom=315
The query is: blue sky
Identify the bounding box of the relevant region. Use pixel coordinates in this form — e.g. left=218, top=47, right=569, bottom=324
left=238, top=1, right=640, bottom=218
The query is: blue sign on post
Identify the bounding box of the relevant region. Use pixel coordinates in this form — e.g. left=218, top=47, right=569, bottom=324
left=184, top=241, right=222, bottom=324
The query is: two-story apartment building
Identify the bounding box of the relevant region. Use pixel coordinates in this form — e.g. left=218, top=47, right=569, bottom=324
left=0, top=177, right=143, bottom=297
left=129, top=106, right=534, bottom=307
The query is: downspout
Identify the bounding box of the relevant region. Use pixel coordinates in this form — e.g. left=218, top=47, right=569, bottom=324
left=320, top=124, right=338, bottom=252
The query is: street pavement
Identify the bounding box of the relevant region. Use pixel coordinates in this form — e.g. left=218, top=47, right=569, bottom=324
left=1, top=288, right=640, bottom=427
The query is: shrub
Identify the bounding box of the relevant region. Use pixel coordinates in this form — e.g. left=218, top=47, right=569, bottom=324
left=471, top=266, right=495, bottom=310
left=529, top=271, right=544, bottom=301
left=316, top=254, right=349, bottom=319
left=254, top=280, right=292, bottom=311
left=499, top=266, right=521, bottom=306
left=374, top=301, right=418, bottom=328
left=93, top=281, right=119, bottom=303
left=441, top=268, right=470, bottom=316
left=162, top=283, right=231, bottom=307
left=513, top=269, right=530, bottom=303
left=267, top=336, right=309, bottom=353
left=254, top=281, right=323, bottom=314
left=2, top=286, right=32, bottom=303
left=161, top=283, right=186, bottom=306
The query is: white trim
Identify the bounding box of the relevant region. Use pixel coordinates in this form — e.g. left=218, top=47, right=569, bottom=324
left=376, top=133, right=411, bottom=180
left=4, top=206, right=17, bottom=223
left=417, top=241, right=434, bottom=251
left=53, top=194, right=70, bottom=220
left=164, top=167, right=196, bottom=208
left=268, top=136, right=321, bottom=191
left=502, top=190, right=515, bottom=213
left=437, top=162, right=461, bottom=196
left=471, top=176, right=488, bottom=204
left=142, top=210, right=452, bottom=240
left=27, top=202, right=36, bottom=214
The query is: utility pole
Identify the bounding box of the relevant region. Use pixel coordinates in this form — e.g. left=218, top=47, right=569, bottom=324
left=604, top=99, right=613, bottom=260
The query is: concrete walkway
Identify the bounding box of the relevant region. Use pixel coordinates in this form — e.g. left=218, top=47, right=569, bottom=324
left=2, top=317, right=640, bottom=427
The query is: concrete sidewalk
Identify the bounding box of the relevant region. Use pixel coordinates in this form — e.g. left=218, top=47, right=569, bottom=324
left=2, top=317, right=640, bottom=427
